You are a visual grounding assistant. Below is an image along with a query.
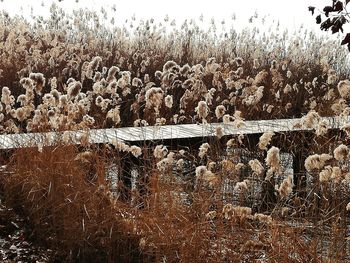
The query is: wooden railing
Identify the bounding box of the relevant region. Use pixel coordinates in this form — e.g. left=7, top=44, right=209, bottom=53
left=0, top=116, right=349, bottom=149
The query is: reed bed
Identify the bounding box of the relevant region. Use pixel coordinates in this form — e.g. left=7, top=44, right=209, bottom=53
left=0, top=3, right=350, bottom=262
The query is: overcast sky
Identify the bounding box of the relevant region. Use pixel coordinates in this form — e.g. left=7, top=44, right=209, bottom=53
left=0, top=0, right=340, bottom=34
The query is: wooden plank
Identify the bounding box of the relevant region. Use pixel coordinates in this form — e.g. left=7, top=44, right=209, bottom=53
left=0, top=116, right=349, bottom=149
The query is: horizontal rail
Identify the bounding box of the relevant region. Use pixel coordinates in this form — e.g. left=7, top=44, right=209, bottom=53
left=0, top=116, right=349, bottom=150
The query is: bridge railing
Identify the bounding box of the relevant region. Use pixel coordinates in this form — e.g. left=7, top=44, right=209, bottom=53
left=0, top=116, right=349, bottom=150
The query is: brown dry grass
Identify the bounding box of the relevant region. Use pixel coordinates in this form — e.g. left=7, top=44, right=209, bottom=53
left=0, top=3, right=350, bottom=263
left=0, top=141, right=348, bottom=262
left=1, top=145, right=142, bottom=262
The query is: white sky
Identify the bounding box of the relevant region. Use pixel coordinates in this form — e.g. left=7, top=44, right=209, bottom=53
left=0, top=0, right=342, bottom=35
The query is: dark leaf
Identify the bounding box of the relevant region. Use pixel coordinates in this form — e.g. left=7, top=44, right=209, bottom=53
left=347, top=0, right=350, bottom=5
left=323, top=6, right=333, bottom=17
left=341, top=33, right=350, bottom=45
left=308, top=6, right=315, bottom=15
left=316, top=15, right=322, bottom=24
left=333, top=1, right=343, bottom=12
left=338, top=15, right=348, bottom=24
left=332, top=25, right=341, bottom=34
left=331, top=16, right=346, bottom=33
left=320, top=18, right=332, bottom=31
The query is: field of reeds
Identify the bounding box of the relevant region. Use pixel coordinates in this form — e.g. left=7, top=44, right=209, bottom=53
left=0, top=2, right=350, bottom=262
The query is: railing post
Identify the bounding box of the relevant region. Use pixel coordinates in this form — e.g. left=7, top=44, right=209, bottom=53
left=118, top=154, right=133, bottom=202
left=292, top=150, right=307, bottom=198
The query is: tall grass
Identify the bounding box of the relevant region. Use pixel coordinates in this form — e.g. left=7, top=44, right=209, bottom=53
left=0, top=2, right=350, bottom=262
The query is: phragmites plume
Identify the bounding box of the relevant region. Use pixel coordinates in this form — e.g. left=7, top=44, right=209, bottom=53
left=265, top=146, right=282, bottom=177
left=195, top=166, right=218, bottom=187
left=95, top=96, right=109, bottom=111
left=258, top=131, right=274, bottom=150
left=155, top=117, right=166, bottom=126
left=42, top=93, right=55, bottom=106
left=58, top=94, right=68, bottom=109
left=81, top=114, right=95, bottom=128
left=253, top=70, right=269, bottom=86
left=327, top=69, right=338, bottom=85
left=304, top=153, right=333, bottom=172
left=155, top=71, right=162, bottom=80
left=283, top=84, right=292, bottom=94
left=180, top=64, right=190, bottom=76
left=346, top=202, right=350, bottom=211
left=156, top=152, right=175, bottom=172
left=15, top=107, right=29, bottom=122
left=225, top=141, right=236, bottom=155
left=106, top=106, right=121, bottom=125
left=132, top=77, right=143, bottom=88
left=205, top=57, right=220, bottom=74
left=276, top=173, right=293, bottom=198
left=176, top=159, right=184, bottom=171
left=111, top=139, right=130, bottom=152
left=249, top=159, right=264, bottom=176
left=242, top=86, right=264, bottom=106
left=29, top=73, right=46, bottom=95
left=129, top=145, right=142, bottom=157
left=164, top=95, right=173, bottom=108
left=133, top=119, right=149, bottom=127
left=163, top=60, right=178, bottom=72
left=215, top=105, right=226, bottom=119
left=1, top=87, right=14, bottom=107
left=223, top=114, right=233, bottom=124
left=154, top=145, right=168, bottom=159
left=50, top=77, right=57, bottom=90
left=207, top=161, right=216, bottom=172
left=319, top=165, right=332, bottom=183
left=331, top=98, right=347, bottom=115
left=90, top=56, right=102, bottom=72
left=316, top=120, right=329, bottom=136
left=93, top=72, right=102, bottom=82
left=337, top=80, right=350, bottom=99
left=222, top=204, right=252, bottom=220
left=301, top=110, right=320, bottom=129
left=117, top=71, right=131, bottom=94
left=253, top=213, right=273, bottom=224
left=195, top=101, right=209, bottom=121
left=233, top=111, right=244, bottom=128
left=20, top=77, right=34, bottom=90
left=78, top=131, right=90, bottom=147
left=67, top=81, right=82, bottom=99
left=145, top=87, right=164, bottom=115
left=234, top=179, right=250, bottom=192
left=106, top=66, right=120, bottom=82
left=331, top=166, right=342, bottom=183
left=222, top=204, right=234, bottom=220
left=198, top=143, right=210, bottom=159
left=333, top=144, right=349, bottom=161
left=215, top=126, right=224, bottom=139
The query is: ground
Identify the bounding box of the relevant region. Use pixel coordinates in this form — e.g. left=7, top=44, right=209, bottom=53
left=0, top=200, right=53, bottom=262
